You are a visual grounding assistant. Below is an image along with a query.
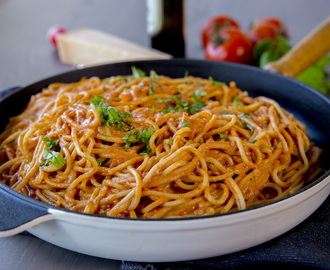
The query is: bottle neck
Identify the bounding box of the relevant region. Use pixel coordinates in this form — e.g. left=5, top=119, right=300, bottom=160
left=147, top=0, right=185, bottom=58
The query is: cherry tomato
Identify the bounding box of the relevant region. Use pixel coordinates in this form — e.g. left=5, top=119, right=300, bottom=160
left=47, top=26, right=66, bottom=47
left=201, top=15, right=240, bottom=48
left=252, top=17, right=289, bottom=39
left=248, top=23, right=278, bottom=44
left=205, top=27, right=253, bottom=65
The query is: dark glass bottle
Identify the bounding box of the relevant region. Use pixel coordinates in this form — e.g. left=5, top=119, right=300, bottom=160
left=146, top=0, right=185, bottom=58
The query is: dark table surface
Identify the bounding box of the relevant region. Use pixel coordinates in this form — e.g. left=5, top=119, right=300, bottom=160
left=0, top=0, right=329, bottom=269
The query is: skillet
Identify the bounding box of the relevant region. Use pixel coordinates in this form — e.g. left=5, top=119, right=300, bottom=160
left=0, top=17, right=330, bottom=262
left=0, top=58, right=329, bottom=262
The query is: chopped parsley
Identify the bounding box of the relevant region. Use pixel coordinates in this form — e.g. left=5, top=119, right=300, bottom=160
left=42, top=137, right=59, bottom=150
left=169, top=137, right=173, bottom=146
left=233, top=96, right=243, bottom=108
left=132, top=66, right=146, bottom=78
left=238, top=112, right=251, bottom=118
left=121, top=128, right=154, bottom=154
left=218, top=133, right=229, bottom=141
left=182, top=120, right=190, bottom=127
left=39, top=150, right=66, bottom=169
left=91, top=154, right=103, bottom=167
left=209, top=76, right=225, bottom=86
left=156, top=89, right=207, bottom=116
left=150, top=70, right=159, bottom=81
left=149, top=84, right=156, bottom=95
left=89, top=95, right=105, bottom=106
left=39, top=137, right=66, bottom=169
left=250, top=140, right=257, bottom=143
left=90, top=96, right=133, bottom=131
left=122, top=130, right=138, bottom=149
left=149, top=71, right=159, bottom=95
left=246, top=123, right=254, bottom=134
left=138, top=128, right=154, bottom=154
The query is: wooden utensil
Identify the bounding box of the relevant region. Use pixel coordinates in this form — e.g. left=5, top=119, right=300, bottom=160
left=264, top=16, right=330, bottom=77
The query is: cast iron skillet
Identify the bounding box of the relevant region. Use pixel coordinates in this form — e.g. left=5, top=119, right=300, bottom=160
left=0, top=59, right=329, bottom=262
left=0, top=58, right=329, bottom=230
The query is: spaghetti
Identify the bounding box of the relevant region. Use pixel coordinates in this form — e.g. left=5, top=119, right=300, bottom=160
left=0, top=68, right=322, bottom=218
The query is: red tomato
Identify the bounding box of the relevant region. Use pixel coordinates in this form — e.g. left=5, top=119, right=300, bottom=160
left=205, top=27, right=253, bottom=65
left=253, top=17, right=289, bottom=39
left=201, top=15, right=240, bottom=48
left=248, top=23, right=278, bottom=44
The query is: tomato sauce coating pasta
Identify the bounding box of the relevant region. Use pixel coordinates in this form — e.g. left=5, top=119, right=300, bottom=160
left=0, top=69, right=322, bottom=218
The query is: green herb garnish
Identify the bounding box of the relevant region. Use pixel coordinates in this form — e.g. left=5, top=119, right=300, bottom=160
left=182, top=120, right=190, bottom=127
left=209, top=76, right=225, bottom=86
left=132, top=66, right=146, bottom=79
left=138, top=128, right=154, bottom=154
left=90, top=96, right=132, bottom=131
left=169, top=137, right=173, bottom=146
left=42, top=137, right=59, bottom=150
left=238, top=112, right=251, bottom=118
left=218, top=133, right=229, bottom=141
left=39, top=137, right=66, bottom=169
left=39, top=150, right=66, bottom=169
left=122, top=130, right=138, bottom=149
left=246, top=123, right=254, bottom=134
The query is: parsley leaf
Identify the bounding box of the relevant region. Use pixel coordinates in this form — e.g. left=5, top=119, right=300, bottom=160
left=149, top=70, right=159, bottom=95
left=90, top=96, right=132, bottom=131
left=138, top=128, right=154, bottom=154
left=39, top=149, right=66, bottom=169
left=193, top=89, right=207, bottom=97
left=122, top=130, right=138, bottom=149
left=39, top=137, right=66, bottom=169
left=182, top=120, right=190, bottom=127
left=246, top=123, right=254, bottom=134
left=218, top=133, right=229, bottom=141
left=238, top=112, right=251, bottom=118
left=89, top=95, right=105, bottom=106
left=169, top=137, right=173, bottom=146
left=209, top=76, right=225, bottom=86
left=131, top=66, right=146, bottom=79
left=155, top=92, right=206, bottom=116
left=42, top=137, right=59, bottom=150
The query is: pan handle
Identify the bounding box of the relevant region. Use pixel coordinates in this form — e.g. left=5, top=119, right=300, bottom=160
left=264, top=16, right=330, bottom=77
left=0, top=185, right=54, bottom=237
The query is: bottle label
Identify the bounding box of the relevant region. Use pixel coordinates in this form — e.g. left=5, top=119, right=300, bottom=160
left=146, top=0, right=164, bottom=37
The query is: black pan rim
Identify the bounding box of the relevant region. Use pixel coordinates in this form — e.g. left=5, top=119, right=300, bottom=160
left=0, top=59, right=329, bottom=223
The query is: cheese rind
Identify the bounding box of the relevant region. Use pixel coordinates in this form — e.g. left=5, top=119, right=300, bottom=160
left=57, top=28, right=172, bottom=66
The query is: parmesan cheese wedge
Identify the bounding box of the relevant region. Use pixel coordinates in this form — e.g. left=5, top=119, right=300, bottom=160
left=56, top=28, right=172, bottom=67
